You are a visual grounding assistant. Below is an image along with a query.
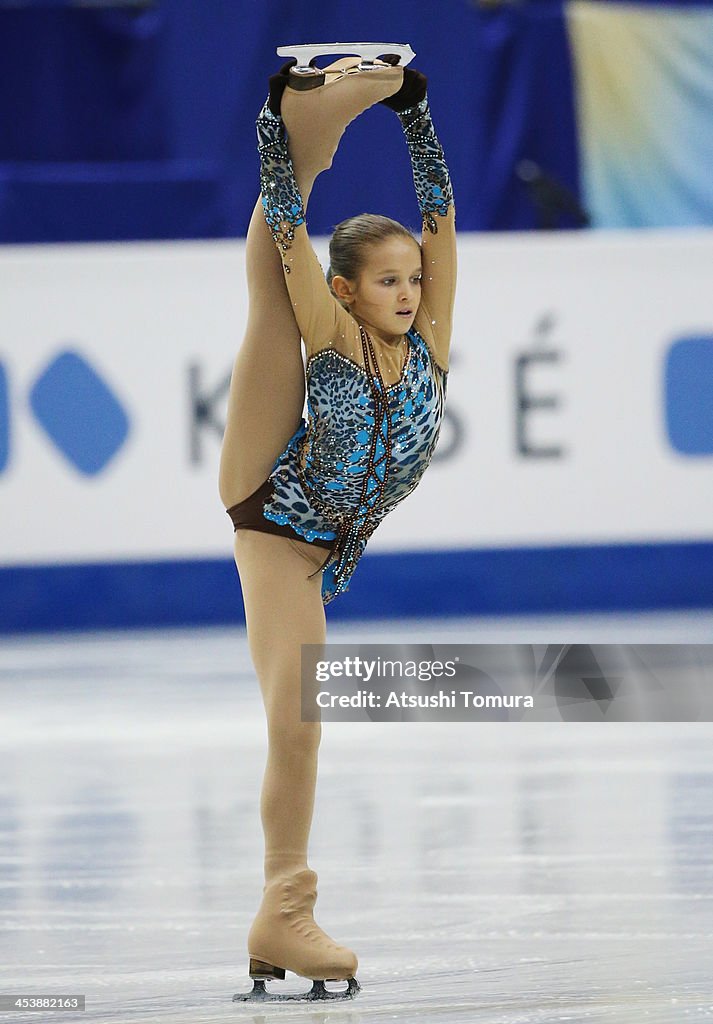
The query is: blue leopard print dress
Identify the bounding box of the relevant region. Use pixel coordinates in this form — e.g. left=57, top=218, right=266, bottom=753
left=245, top=94, right=455, bottom=604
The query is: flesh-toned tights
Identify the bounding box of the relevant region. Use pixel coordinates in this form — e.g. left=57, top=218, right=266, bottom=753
left=217, top=68, right=402, bottom=886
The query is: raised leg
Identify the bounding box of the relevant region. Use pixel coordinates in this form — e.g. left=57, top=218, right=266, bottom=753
left=218, top=197, right=306, bottom=509
left=218, top=60, right=403, bottom=508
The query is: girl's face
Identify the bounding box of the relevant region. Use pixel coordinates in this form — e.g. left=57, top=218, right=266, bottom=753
left=340, top=236, right=423, bottom=342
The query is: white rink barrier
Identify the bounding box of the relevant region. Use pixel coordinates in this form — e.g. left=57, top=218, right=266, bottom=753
left=1, top=230, right=712, bottom=628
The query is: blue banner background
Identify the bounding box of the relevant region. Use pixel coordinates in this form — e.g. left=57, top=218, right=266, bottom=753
left=4, top=0, right=713, bottom=243
left=1, top=0, right=583, bottom=241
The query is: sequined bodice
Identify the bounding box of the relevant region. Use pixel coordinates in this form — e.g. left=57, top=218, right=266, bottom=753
left=303, top=330, right=445, bottom=515
left=307, top=331, right=446, bottom=503
left=251, top=89, right=455, bottom=603
left=262, top=328, right=447, bottom=601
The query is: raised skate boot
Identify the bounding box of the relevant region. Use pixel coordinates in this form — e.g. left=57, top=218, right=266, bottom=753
left=276, top=51, right=404, bottom=182
left=232, top=868, right=360, bottom=1002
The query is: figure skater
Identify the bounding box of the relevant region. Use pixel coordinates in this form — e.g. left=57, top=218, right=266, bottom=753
left=219, top=45, right=456, bottom=1002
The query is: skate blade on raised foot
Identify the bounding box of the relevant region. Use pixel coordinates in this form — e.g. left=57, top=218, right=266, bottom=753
left=233, top=976, right=361, bottom=1003
left=277, top=42, right=415, bottom=75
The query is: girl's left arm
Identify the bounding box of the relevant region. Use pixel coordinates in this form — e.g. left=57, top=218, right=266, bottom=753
left=396, top=97, right=456, bottom=372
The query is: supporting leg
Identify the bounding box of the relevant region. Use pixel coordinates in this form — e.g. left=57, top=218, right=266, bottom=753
left=232, top=531, right=358, bottom=987
left=234, top=530, right=326, bottom=883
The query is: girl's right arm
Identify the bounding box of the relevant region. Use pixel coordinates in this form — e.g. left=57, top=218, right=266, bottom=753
left=256, top=101, right=344, bottom=351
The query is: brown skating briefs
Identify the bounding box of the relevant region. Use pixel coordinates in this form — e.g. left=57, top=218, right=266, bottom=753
left=226, top=478, right=334, bottom=551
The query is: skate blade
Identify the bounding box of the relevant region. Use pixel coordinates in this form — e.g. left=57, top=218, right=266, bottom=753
left=277, top=42, right=415, bottom=75
left=233, top=976, right=361, bottom=1002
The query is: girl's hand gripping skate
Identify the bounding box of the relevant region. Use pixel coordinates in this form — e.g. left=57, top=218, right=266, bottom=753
left=380, top=67, right=428, bottom=112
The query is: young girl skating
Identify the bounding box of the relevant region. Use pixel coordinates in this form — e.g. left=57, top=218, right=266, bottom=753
left=220, top=44, right=456, bottom=1001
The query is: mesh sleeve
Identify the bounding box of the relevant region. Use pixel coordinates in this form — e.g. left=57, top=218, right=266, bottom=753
left=398, top=97, right=454, bottom=233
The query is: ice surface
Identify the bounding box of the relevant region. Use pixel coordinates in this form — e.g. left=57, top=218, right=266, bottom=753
left=1, top=612, right=712, bottom=1022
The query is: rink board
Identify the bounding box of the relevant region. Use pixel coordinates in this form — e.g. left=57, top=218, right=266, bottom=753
left=2, top=541, right=713, bottom=633
left=1, top=230, right=712, bottom=629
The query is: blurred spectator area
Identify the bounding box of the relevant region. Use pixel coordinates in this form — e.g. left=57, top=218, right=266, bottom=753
left=1, top=0, right=712, bottom=242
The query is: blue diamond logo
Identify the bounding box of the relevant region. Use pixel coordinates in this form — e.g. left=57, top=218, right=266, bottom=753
left=29, top=350, right=130, bottom=475
left=665, top=337, right=713, bottom=456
